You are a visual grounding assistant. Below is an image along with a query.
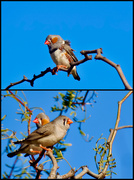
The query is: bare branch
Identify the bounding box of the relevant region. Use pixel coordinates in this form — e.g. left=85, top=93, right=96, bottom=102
left=115, top=125, right=133, bottom=130
left=5, top=48, right=132, bottom=89
left=8, top=156, right=19, bottom=178
left=46, top=151, right=59, bottom=179
left=81, top=48, right=132, bottom=89
left=67, top=55, right=92, bottom=76
left=5, top=75, right=28, bottom=90
left=74, top=91, right=133, bottom=179
left=97, top=90, right=133, bottom=179
left=94, top=53, right=131, bottom=90
left=5, top=68, right=53, bottom=90
left=36, top=164, right=44, bottom=179
left=5, top=55, right=92, bottom=90
left=57, top=168, right=75, bottom=179
left=74, top=166, right=99, bottom=179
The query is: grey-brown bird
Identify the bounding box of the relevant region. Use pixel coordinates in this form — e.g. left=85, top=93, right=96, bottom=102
left=44, top=35, right=80, bottom=81
left=7, top=113, right=50, bottom=158
left=13, top=116, right=73, bottom=151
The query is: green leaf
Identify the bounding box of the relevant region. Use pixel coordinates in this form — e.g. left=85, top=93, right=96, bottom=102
left=79, top=129, right=86, bottom=136
left=23, top=101, right=28, bottom=105
left=15, top=91, right=18, bottom=95
left=26, top=172, right=32, bottom=178
left=58, top=148, right=67, bottom=152
left=22, top=169, right=26, bottom=174
left=59, top=92, right=65, bottom=99
left=1, top=115, right=7, bottom=121
left=111, top=165, right=116, bottom=168
left=1, top=128, right=9, bottom=132
left=5, top=164, right=13, bottom=168
left=70, top=111, right=76, bottom=117
left=93, top=147, right=98, bottom=152
left=62, top=143, right=72, bottom=146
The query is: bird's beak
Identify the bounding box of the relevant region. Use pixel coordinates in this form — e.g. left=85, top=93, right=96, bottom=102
left=33, top=118, right=39, bottom=123
left=44, top=40, right=50, bottom=45
left=67, top=118, right=73, bottom=125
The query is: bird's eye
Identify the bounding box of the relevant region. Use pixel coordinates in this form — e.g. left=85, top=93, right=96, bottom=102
left=63, top=118, right=66, bottom=125
left=40, top=118, right=42, bottom=120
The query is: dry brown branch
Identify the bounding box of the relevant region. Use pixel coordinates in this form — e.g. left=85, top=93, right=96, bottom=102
left=36, top=164, right=44, bottom=179
left=72, top=90, right=133, bottom=179
left=97, top=90, right=133, bottom=179
left=5, top=48, right=131, bottom=89
left=46, top=151, right=59, bottom=179
left=5, top=68, right=53, bottom=89
left=57, top=168, right=75, bottom=179
left=81, top=48, right=132, bottom=89
left=5, top=75, right=29, bottom=90
left=5, top=55, right=92, bottom=90
left=115, top=125, right=133, bottom=130
left=74, top=166, right=99, bottom=179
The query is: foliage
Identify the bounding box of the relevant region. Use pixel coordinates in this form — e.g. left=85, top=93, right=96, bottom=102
left=1, top=90, right=118, bottom=178
left=93, top=134, right=116, bottom=177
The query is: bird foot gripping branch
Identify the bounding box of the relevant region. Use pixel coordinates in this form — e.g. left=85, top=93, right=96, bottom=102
left=52, top=65, right=68, bottom=75
left=30, top=149, right=42, bottom=154
left=39, top=144, right=53, bottom=152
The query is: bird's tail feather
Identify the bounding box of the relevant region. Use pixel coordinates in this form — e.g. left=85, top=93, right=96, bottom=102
left=72, top=70, right=80, bottom=81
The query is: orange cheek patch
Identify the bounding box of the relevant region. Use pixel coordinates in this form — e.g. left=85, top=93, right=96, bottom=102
left=52, top=37, right=58, bottom=44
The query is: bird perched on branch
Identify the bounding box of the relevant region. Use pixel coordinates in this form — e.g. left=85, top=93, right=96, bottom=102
left=44, top=35, right=80, bottom=81
left=7, top=113, right=50, bottom=158
left=13, top=116, right=73, bottom=152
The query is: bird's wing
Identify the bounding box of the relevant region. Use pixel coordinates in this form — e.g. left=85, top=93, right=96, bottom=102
left=18, top=144, right=29, bottom=151
left=23, top=122, right=55, bottom=141
left=62, top=41, right=78, bottom=62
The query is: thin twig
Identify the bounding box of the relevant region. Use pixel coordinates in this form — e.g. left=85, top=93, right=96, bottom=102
left=5, top=48, right=132, bottom=89
left=9, top=91, right=32, bottom=134
left=97, top=90, right=133, bottom=179
left=8, top=156, right=19, bottom=178
left=115, top=125, right=133, bottom=130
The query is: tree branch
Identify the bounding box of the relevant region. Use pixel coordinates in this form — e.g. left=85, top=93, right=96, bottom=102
left=36, top=164, right=44, bottom=179
left=9, top=90, right=32, bottom=135
left=74, top=165, right=99, bottom=179
left=73, top=90, right=133, bottom=179
left=46, top=150, right=59, bottom=179
left=5, top=55, right=92, bottom=90
left=5, top=48, right=131, bottom=89
left=57, top=168, right=75, bottom=179
left=97, top=90, right=133, bottom=179
left=115, top=125, right=133, bottom=130
left=8, top=156, right=19, bottom=178
left=81, top=48, right=132, bottom=89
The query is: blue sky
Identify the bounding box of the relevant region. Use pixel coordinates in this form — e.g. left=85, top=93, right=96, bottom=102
left=1, top=1, right=133, bottom=179
left=1, top=90, right=133, bottom=178
left=1, top=1, right=133, bottom=89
